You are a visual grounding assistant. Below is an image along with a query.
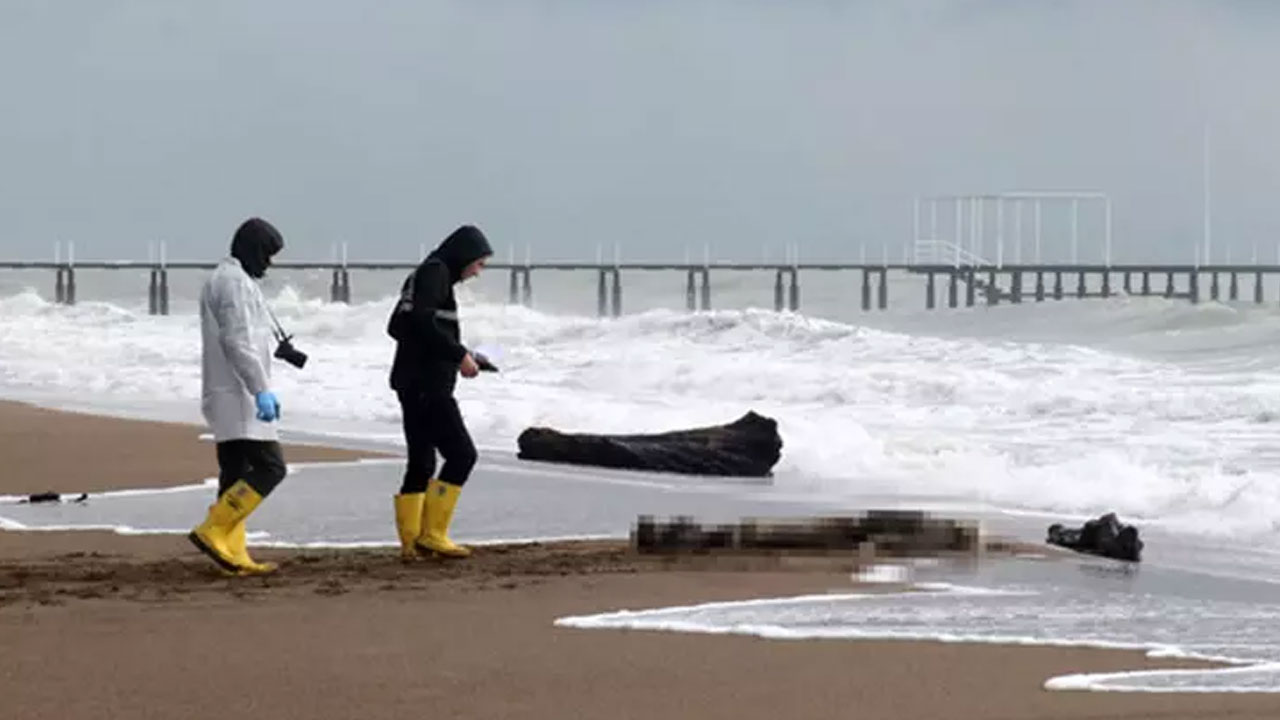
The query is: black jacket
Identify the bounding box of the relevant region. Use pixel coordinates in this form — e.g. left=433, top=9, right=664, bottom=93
left=388, top=225, right=493, bottom=394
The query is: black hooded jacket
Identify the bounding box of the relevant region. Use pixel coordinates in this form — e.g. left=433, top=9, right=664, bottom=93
left=388, top=225, right=493, bottom=394
left=231, top=218, right=284, bottom=279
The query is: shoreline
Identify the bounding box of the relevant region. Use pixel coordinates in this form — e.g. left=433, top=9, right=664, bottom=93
left=2, top=399, right=1279, bottom=718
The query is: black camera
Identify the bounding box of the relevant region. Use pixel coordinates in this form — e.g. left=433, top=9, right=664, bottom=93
left=274, top=337, right=308, bottom=369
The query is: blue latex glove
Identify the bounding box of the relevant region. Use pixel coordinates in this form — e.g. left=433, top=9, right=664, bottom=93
left=255, top=391, right=281, bottom=422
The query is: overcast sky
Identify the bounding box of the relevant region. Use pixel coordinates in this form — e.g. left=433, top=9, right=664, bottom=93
left=1, top=1, right=1277, bottom=264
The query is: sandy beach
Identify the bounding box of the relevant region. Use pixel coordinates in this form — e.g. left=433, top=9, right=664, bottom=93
left=2, top=400, right=1278, bottom=719
left=0, top=400, right=382, bottom=496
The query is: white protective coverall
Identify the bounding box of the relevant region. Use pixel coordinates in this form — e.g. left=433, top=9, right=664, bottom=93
left=199, top=257, right=277, bottom=442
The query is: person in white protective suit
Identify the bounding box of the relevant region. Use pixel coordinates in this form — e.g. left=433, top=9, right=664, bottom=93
left=188, top=217, right=288, bottom=575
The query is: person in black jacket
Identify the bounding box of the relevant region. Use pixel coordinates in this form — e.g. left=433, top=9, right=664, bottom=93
left=387, top=225, right=493, bottom=559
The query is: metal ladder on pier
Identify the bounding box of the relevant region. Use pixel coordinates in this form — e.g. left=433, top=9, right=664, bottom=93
left=910, top=239, right=1011, bottom=302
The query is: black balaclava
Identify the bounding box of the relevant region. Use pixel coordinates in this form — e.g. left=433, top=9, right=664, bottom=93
left=428, top=225, right=493, bottom=283
left=231, top=217, right=284, bottom=279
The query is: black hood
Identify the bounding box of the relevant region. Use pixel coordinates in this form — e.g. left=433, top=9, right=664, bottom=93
left=428, top=225, right=493, bottom=282
left=231, top=217, right=284, bottom=279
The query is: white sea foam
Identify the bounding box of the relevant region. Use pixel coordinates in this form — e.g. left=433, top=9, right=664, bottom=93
left=0, top=521, right=189, bottom=535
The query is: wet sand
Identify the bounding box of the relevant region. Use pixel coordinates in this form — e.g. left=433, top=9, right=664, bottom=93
left=0, top=399, right=385, bottom=496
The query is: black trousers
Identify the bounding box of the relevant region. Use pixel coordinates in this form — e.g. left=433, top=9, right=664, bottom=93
left=216, top=440, right=287, bottom=498
left=397, top=390, right=477, bottom=493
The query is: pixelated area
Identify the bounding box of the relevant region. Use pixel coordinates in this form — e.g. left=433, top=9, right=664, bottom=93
left=631, top=510, right=980, bottom=558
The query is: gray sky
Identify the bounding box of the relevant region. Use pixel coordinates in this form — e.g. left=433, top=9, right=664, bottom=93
left=1, top=1, right=1277, bottom=264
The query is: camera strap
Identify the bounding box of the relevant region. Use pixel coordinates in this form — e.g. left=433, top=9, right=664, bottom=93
left=263, top=305, right=290, bottom=343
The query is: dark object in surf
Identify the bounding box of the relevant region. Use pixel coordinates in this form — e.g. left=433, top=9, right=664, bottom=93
left=20, top=492, right=88, bottom=504
left=1046, top=512, right=1143, bottom=562
left=516, top=411, right=782, bottom=477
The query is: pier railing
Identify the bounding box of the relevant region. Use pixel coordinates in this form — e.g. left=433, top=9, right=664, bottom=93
left=910, top=239, right=991, bottom=268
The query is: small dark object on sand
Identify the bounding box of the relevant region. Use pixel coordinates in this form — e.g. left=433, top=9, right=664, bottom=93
left=25, top=492, right=62, bottom=504
left=517, top=411, right=782, bottom=477
left=20, top=492, right=88, bottom=505
left=1047, top=512, right=1142, bottom=562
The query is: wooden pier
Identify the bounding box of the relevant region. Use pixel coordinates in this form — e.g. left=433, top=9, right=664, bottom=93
left=3, top=258, right=1279, bottom=316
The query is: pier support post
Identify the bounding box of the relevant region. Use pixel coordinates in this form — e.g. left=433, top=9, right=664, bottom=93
left=1076, top=271, right=1086, bottom=299
left=1229, top=272, right=1239, bottom=302
left=948, top=271, right=958, bottom=308
left=1012, top=270, right=1023, bottom=303
left=687, top=270, right=698, bottom=311
left=987, top=270, right=998, bottom=306
left=1255, top=271, right=1264, bottom=304
left=610, top=269, right=622, bottom=317
left=1164, top=272, right=1175, bottom=298
left=774, top=270, right=784, bottom=312
left=788, top=268, right=799, bottom=311
left=1035, top=271, right=1045, bottom=302
left=598, top=269, right=609, bottom=317
left=521, top=268, right=532, bottom=307
left=55, top=268, right=65, bottom=304
left=1123, top=272, right=1132, bottom=295
left=1053, top=271, right=1064, bottom=300
left=1101, top=271, right=1111, bottom=298
left=330, top=269, right=343, bottom=303
left=700, top=268, right=710, bottom=310
left=1189, top=271, right=1200, bottom=304
left=509, top=268, right=520, bottom=305
left=1210, top=272, right=1220, bottom=302
left=965, top=269, right=976, bottom=307
left=877, top=268, right=888, bottom=310
left=148, top=269, right=159, bottom=315
left=861, top=269, right=871, bottom=311
left=1142, top=271, right=1151, bottom=296
left=926, top=272, right=936, bottom=310
left=65, top=267, right=76, bottom=305
left=159, top=269, right=169, bottom=315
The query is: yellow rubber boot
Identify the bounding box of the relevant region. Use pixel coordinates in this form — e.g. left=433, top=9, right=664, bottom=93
left=394, top=492, right=426, bottom=561
left=416, top=479, right=471, bottom=559
left=188, top=480, right=267, bottom=573
left=227, top=520, right=278, bottom=575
